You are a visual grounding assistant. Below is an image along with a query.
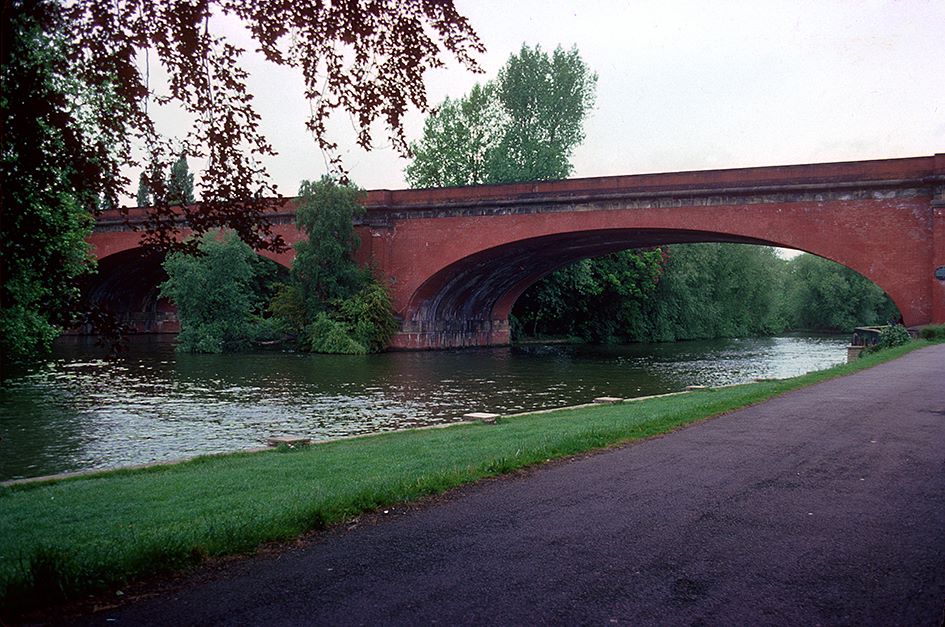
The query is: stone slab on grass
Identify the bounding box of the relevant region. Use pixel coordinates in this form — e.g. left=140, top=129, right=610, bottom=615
left=463, top=412, right=501, bottom=424
left=267, top=436, right=312, bottom=448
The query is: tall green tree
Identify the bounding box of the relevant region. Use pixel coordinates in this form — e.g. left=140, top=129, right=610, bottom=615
left=406, top=43, right=597, bottom=187
left=1, top=1, right=98, bottom=365
left=166, top=152, right=195, bottom=206
left=490, top=44, right=597, bottom=183
left=135, top=172, right=151, bottom=207
left=291, top=178, right=368, bottom=312
left=405, top=84, right=501, bottom=187
left=270, top=177, right=395, bottom=354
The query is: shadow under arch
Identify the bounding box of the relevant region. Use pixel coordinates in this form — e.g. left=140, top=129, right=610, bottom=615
left=399, top=228, right=907, bottom=348
left=77, top=247, right=290, bottom=335
left=79, top=248, right=177, bottom=334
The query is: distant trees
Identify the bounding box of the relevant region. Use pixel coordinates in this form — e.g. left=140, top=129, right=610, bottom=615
left=134, top=154, right=194, bottom=207
left=780, top=253, right=898, bottom=331
left=136, top=173, right=151, bottom=208
left=166, top=153, right=195, bottom=206
left=512, top=246, right=900, bottom=343
left=635, top=244, right=786, bottom=342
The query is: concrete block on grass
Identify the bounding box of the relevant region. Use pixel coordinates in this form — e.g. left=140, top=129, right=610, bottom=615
left=267, top=436, right=312, bottom=448
left=463, top=412, right=501, bottom=424
left=593, top=397, right=624, bottom=404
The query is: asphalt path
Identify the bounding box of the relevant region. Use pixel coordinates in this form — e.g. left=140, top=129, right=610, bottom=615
left=74, top=345, right=945, bottom=626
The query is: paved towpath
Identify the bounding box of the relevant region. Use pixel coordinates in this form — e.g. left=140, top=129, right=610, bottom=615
left=78, top=345, right=945, bottom=625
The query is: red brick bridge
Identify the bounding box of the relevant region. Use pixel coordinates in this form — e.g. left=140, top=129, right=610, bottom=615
left=89, top=154, right=945, bottom=349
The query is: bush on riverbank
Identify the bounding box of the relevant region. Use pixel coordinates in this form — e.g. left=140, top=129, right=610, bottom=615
left=863, top=324, right=911, bottom=355
left=918, top=324, right=945, bottom=340
left=160, top=232, right=284, bottom=353
left=0, top=340, right=935, bottom=616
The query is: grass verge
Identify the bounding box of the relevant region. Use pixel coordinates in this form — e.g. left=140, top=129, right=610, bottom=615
left=0, top=340, right=938, bottom=613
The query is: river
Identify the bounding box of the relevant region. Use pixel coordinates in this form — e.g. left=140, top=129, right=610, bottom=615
left=0, top=334, right=848, bottom=481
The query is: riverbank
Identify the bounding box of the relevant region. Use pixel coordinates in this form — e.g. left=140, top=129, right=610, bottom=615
left=0, top=340, right=937, bottom=615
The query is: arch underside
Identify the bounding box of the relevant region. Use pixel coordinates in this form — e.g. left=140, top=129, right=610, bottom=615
left=399, top=229, right=780, bottom=348
left=77, top=248, right=179, bottom=334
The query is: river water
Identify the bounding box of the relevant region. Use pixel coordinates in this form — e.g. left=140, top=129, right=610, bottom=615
left=0, top=335, right=848, bottom=481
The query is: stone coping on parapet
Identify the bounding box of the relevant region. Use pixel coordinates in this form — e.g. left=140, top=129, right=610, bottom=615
left=0, top=385, right=748, bottom=488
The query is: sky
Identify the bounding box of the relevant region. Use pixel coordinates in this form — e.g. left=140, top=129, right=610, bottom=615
left=149, top=0, right=945, bottom=195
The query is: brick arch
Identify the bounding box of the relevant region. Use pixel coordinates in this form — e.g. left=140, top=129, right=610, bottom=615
left=396, top=225, right=911, bottom=349
left=82, top=247, right=178, bottom=333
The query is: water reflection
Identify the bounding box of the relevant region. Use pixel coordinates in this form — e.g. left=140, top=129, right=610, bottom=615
left=0, top=334, right=847, bottom=480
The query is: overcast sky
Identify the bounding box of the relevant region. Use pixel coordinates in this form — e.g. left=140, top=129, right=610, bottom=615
left=151, top=0, right=945, bottom=195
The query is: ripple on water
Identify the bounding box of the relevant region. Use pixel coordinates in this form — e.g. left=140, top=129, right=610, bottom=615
left=0, top=334, right=848, bottom=480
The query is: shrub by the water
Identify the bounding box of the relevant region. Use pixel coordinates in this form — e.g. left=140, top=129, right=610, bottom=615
left=335, top=282, right=398, bottom=352
left=307, top=312, right=367, bottom=354
left=863, top=324, right=911, bottom=354
left=919, top=324, right=945, bottom=340
left=161, top=231, right=281, bottom=353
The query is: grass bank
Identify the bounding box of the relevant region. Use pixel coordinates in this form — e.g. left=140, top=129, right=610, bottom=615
left=0, top=341, right=937, bottom=613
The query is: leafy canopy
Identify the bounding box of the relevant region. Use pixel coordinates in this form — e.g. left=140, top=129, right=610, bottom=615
left=160, top=231, right=277, bottom=353
left=1, top=1, right=98, bottom=364
left=2, top=0, right=481, bottom=363
left=406, top=43, right=597, bottom=187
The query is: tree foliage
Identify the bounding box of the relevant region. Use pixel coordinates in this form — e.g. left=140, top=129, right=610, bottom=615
left=291, top=177, right=368, bottom=314
left=513, top=245, right=902, bottom=343
left=166, top=152, right=195, bottom=206
left=637, top=244, right=786, bottom=342
left=271, top=177, right=396, bottom=354
left=2, top=0, right=481, bottom=363
left=159, top=231, right=278, bottom=353
left=512, top=250, right=665, bottom=342
left=136, top=172, right=151, bottom=207
left=1, top=1, right=98, bottom=364
left=406, top=43, right=597, bottom=187
left=780, top=253, right=898, bottom=332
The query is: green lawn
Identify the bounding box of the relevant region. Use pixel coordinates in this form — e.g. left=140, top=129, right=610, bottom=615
left=0, top=340, right=935, bottom=612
